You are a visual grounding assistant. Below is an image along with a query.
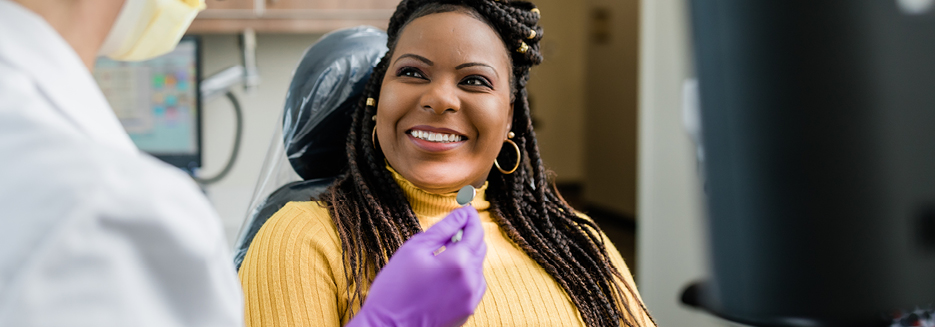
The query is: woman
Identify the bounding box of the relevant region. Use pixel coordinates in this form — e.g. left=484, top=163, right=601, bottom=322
left=239, top=0, right=656, bottom=326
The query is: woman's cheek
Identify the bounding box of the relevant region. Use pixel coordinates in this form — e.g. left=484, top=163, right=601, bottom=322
left=475, top=104, right=511, bottom=140
left=475, top=121, right=508, bottom=158
left=378, top=84, right=405, bottom=116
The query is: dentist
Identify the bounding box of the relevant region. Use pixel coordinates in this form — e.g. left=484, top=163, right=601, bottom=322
left=0, top=0, right=486, bottom=326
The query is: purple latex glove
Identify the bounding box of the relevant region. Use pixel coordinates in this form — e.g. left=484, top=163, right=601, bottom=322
left=346, top=206, right=487, bottom=327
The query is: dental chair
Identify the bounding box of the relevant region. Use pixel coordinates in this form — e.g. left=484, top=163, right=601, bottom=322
left=232, top=27, right=388, bottom=270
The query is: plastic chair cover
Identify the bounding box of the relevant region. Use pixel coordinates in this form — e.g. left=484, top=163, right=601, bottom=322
left=232, top=26, right=388, bottom=269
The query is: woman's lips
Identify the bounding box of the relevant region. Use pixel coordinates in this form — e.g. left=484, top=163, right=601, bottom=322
left=406, top=126, right=467, bottom=152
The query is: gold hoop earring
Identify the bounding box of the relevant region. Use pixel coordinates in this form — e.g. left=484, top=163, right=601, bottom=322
left=495, top=137, right=521, bottom=174
left=372, top=126, right=378, bottom=148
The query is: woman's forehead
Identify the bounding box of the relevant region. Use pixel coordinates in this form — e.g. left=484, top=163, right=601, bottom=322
left=392, top=11, right=510, bottom=69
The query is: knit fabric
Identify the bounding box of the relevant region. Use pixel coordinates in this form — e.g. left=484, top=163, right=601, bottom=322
left=239, top=168, right=653, bottom=326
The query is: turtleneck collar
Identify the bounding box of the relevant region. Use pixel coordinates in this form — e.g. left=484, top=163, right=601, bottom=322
left=386, top=165, right=491, bottom=219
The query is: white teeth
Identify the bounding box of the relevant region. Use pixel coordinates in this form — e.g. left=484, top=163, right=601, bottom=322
left=410, top=130, right=463, bottom=143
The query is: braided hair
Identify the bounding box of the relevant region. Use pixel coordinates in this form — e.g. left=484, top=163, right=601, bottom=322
left=321, top=1, right=655, bottom=326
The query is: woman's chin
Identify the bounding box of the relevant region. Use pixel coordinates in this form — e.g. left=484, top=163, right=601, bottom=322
left=408, top=176, right=464, bottom=194
left=397, top=164, right=477, bottom=194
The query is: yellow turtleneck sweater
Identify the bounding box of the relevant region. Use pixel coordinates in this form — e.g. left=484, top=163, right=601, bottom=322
left=239, top=169, right=654, bottom=327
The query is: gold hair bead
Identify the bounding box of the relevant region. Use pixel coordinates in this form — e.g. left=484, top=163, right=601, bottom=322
left=531, top=8, right=540, bottom=15
left=508, top=132, right=515, bottom=139
left=527, top=29, right=536, bottom=39
left=366, top=97, right=376, bottom=106
left=517, top=42, right=529, bottom=54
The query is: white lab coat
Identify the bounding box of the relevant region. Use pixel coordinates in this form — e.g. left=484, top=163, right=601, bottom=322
left=0, top=2, right=243, bottom=326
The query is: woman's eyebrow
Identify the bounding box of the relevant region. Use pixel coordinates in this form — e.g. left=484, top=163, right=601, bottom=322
left=456, top=62, right=499, bottom=78
left=394, top=54, right=433, bottom=66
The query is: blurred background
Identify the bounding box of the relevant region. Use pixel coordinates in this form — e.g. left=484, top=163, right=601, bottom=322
left=105, top=0, right=716, bottom=325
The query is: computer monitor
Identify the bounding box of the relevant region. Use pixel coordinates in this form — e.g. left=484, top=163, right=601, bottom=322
left=93, top=36, right=202, bottom=171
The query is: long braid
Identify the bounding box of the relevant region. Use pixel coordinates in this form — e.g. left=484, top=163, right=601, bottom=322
left=323, top=0, right=656, bottom=326
left=511, top=115, right=620, bottom=324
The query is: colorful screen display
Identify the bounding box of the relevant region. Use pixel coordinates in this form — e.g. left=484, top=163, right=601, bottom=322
left=93, top=38, right=200, bottom=168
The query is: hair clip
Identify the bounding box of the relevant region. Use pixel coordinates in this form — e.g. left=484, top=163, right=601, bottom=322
left=527, top=29, right=536, bottom=39
left=531, top=8, right=540, bottom=15
left=366, top=98, right=376, bottom=107
left=517, top=42, right=529, bottom=54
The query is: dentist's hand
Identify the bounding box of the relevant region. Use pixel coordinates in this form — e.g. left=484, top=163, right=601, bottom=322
left=347, top=206, right=487, bottom=327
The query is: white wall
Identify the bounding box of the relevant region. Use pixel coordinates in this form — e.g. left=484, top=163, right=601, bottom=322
left=636, top=0, right=731, bottom=326
left=199, top=34, right=322, bottom=246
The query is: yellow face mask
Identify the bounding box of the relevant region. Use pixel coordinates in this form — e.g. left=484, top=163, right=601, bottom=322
left=98, top=0, right=206, bottom=61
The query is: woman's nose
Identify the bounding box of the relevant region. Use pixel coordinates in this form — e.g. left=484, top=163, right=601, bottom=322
left=420, top=81, right=460, bottom=115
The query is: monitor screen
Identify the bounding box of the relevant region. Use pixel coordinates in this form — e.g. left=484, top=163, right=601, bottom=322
left=93, top=36, right=202, bottom=170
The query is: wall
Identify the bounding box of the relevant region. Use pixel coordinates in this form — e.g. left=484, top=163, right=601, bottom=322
left=636, top=0, right=731, bottom=326
left=524, top=0, right=588, bottom=183
left=199, top=34, right=322, bottom=246
left=584, top=0, right=640, bottom=216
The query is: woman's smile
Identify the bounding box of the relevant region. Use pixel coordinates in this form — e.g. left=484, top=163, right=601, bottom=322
left=406, top=125, right=468, bottom=152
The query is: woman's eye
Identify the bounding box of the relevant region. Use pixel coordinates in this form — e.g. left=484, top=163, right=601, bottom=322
left=461, top=76, right=492, bottom=88
left=398, top=67, right=425, bottom=79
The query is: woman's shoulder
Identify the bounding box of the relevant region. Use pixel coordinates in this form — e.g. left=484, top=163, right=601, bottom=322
left=272, top=200, right=333, bottom=221
left=267, top=200, right=333, bottom=223
left=239, top=201, right=352, bottom=326
left=241, top=201, right=344, bottom=280
left=251, top=201, right=341, bottom=250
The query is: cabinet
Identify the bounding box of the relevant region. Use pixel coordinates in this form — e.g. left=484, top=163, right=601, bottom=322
left=189, top=0, right=400, bottom=33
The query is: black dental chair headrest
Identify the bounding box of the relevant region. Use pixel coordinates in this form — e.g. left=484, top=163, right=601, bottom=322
left=283, top=26, right=388, bottom=180
left=233, top=27, right=387, bottom=270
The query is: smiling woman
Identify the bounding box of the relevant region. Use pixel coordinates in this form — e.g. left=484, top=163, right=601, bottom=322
left=238, top=1, right=656, bottom=327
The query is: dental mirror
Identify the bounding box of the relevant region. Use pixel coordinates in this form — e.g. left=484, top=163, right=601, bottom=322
left=456, top=185, right=476, bottom=206
left=452, top=185, right=476, bottom=243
